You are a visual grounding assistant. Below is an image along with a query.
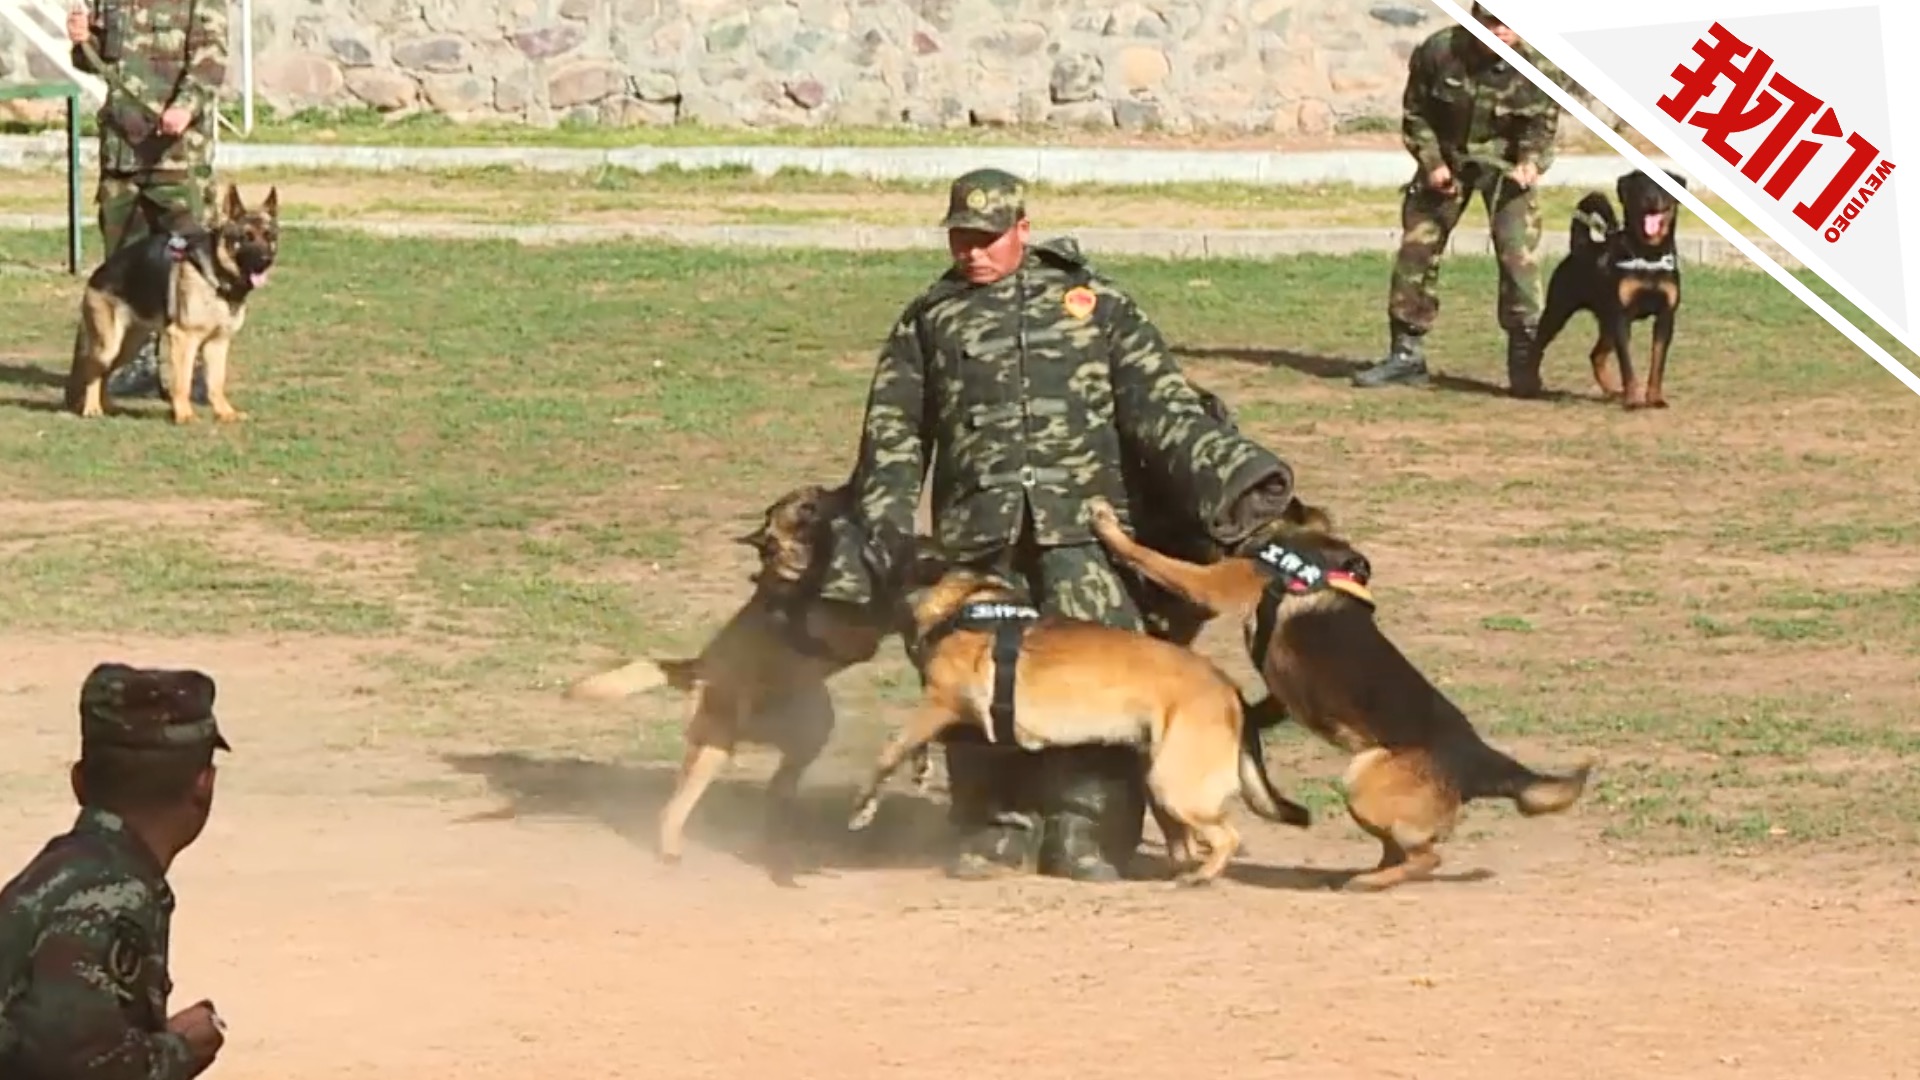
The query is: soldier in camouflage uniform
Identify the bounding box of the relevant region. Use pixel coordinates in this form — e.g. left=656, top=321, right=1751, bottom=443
left=66, top=0, right=226, bottom=404
left=1351, top=2, right=1567, bottom=396
left=0, top=662, right=231, bottom=1079
left=819, top=167, right=1299, bottom=883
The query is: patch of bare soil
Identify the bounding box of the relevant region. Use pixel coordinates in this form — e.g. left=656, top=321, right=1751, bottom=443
left=2, top=630, right=1916, bottom=1080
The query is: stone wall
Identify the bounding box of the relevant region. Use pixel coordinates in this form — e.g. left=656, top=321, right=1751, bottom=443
left=0, top=0, right=1510, bottom=135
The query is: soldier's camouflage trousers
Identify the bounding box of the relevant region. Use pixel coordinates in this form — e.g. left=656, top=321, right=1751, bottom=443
left=941, top=528, right=1151, bottom=883
left=1387, top=169, right=1544, bottom=335
left=98, top=171, right=214, bottom=256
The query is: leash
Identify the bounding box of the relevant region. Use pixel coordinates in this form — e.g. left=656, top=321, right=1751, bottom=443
left=75, top=38, right=162, bottom=120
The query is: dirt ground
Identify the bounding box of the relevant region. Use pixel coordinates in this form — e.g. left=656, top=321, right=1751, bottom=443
left=4, top=626, right=1917, bottom=1080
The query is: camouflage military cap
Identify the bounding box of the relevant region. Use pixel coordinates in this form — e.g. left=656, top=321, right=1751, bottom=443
left=78, top=662, right=231, bottom=753
left=940, top=167, right=1028, bottom=233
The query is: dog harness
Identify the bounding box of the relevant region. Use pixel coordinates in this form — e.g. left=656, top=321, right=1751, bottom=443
left=163, top=232, right=226, bottom=320
left=913, top=600, right=1042, bottom=745
left=1246, top=541, right=1376, bottom=664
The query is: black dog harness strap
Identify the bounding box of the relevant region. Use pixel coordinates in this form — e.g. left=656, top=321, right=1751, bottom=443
left=1247, top=541, right=1375, bottom=663
left=915, top=600, right=1041, bottom=745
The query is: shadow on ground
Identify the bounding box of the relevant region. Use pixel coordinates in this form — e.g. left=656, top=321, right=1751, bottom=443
left=0, top=360, right=63, bottom=390
left=1174, top=344, right=1582, bottom=403
left=441, top=750, right=963, bottom=889
left=443, top=750, right=1500, bottom=895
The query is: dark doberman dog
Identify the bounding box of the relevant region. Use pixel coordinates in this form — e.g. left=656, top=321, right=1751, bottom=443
left=1521, top=169, right=1688, bottom=408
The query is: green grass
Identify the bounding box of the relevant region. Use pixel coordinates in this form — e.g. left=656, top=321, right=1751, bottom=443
left=0, top=158, right=1773, bottom=238
left=1, top=223, right=1916, bottom=857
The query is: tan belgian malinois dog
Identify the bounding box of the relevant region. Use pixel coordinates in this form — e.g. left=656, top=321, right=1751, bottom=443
left=565, top=482, right=937, bottom=877
left=847, top=566, right=1313, bottom=887
left=1085, top=495, right=1595, bottom=891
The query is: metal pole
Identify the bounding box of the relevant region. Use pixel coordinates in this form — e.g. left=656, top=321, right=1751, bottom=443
left=67, top=87, right=81, bottom=274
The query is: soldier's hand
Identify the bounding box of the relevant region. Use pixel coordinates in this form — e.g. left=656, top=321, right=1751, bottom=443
left=158, top=106, right=192, bottom=136
left=65, top=7, right=88, bottom=43
left=1426, top=164, right=1455, bottom=193
left=1508, top=161, right=1540, bottom=188
left=166, top=1001, right=226, bottom=1062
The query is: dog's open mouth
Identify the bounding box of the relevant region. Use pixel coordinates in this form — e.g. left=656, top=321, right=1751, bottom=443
left=248, top=268, right=272, bottom=288
left=1639, top=211, right=1668, bottom=241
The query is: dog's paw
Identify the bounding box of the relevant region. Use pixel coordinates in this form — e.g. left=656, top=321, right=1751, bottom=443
left=847, top=798, right=879, bottom=832
left=1084, top=497, right=1122, bottom=535
left=212, top=406, right=247, bottom=424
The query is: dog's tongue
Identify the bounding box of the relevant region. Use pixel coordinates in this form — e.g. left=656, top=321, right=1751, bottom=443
left=249, top=269, right=270, bottom=288
left=1641, top=213, right=1665, bottom=240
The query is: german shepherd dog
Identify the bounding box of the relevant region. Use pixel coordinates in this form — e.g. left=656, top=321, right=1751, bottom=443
left=847, top=566, right=1314, bottom=887
left=1085, top=496, right=1595, bottom=891
left=1529, top=169, right=1687, bottom=408
left=66, top=184, right=280, bottom=425
left=564, top=482, right=941, bottom=880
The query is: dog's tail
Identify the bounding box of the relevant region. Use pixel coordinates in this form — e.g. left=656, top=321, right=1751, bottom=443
left=562, top=657, right=701, bottom=702
left=1459, top=740, right=1596, bottom=816
left=1236, top=694, right=1312, bottom=828
left=1570, top=191, right=1619, bottom=251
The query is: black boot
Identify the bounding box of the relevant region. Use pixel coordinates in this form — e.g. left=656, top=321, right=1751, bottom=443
left=1035, top=746, right=1147, bottom=883
left=1506, top=325, right=1543, bottom=399
left=942, top=740, right=1041, bottom=880
left=106, top=337, right=163, bottom=399
left=104, top=337, right=211, bottom=405
left=1351, top=321, right=1430, bottom=388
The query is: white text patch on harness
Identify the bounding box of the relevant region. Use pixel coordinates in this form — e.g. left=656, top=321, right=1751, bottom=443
left=1613, top=254, right=1676, bottom=273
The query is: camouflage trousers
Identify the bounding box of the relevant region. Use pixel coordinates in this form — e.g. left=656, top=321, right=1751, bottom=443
left=97, top=170, right=215, bottom=256
left=940, top=528, right=1150, bottom=881
left=1387, top=168, right=1544, bottom=334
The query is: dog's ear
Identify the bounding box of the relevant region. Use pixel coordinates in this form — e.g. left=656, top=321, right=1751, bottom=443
left=1615, top=171, right=1635, bottom=207
left=262, top=186, right=280, bottom=219
left=1282, top=496, right=1333, bottom=534
left=1664, top=169, right=1689, bottom=192
left=222, top=184, right=245, bottom=221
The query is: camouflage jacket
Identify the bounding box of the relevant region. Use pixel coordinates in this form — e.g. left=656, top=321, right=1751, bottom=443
left=847, top=236, right=1290, bottom=571
left=72, top=0, right=229, bottom=176
left=1402, top=25, right=1566, bottom=178
left=0, top=808, right=198, bottom=1080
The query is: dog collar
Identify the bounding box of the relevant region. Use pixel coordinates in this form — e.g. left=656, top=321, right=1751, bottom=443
left=1246, top=541, right=1374, bottom=666
left=1250, top=541, right=1374, bottom=606
left=1613, top=253, right=1676, bottom=273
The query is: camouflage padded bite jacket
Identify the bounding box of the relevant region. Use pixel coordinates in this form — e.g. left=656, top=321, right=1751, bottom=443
left=851, top=236, right=1290, bottom=565
left=1401, top=25, right=1566, bottom=177
left=0, top=808, right=197, bottom=1080
left=72, top=0, right=229, bottom=176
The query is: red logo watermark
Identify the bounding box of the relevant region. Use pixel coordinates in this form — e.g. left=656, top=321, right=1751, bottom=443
left=1656, top=21, right=1896, bottom=244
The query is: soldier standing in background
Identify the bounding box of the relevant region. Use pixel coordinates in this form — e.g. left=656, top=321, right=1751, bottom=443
left=65, top=0, right=226, bottom=404
left=0, top=662, right=232, bottom=1079
left=1351, top=2, right=1568, bottom=397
